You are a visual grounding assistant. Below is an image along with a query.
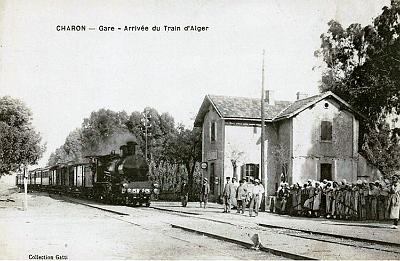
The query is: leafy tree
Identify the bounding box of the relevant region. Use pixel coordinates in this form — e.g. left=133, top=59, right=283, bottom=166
left=362, top=122, right=400, bottom=175
left=126, top=108, right=202, bottom=196
left=273, top=144, right=290, bottom=183
left=49, top=109, right=133, bottom=165
left=80, top=109, right=130, bottom=156
left=316, top=0, right=400, bottom=176
left=164, top=125, right=202, bottom=197
left=48, top=129, right=83, bottom=165
left=0, top=96, right=45, bottom=175
left=225, top=144, right=245, bottom=179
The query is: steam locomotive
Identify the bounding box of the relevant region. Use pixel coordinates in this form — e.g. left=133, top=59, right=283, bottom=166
left=15, top=141, right=159, bottom=207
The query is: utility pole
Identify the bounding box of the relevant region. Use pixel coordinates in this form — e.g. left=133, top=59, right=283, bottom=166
left=23, top=165, right=28, bottom=211
left=260, top=50, right=267, bottom=210
left=141, top=110, right=152, bottom=161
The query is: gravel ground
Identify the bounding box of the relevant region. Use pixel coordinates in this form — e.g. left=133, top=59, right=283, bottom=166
left=0, top=192, right=283, bottom=260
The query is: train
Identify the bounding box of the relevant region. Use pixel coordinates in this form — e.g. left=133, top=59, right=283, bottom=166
left=15, top=141, right=159, bottom=207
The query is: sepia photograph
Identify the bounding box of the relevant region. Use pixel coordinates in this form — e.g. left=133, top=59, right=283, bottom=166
left=0, top=0, right=400, bottom=259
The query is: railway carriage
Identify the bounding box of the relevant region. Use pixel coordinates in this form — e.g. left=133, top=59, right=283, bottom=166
left=41, top=167, right=50, bottom=186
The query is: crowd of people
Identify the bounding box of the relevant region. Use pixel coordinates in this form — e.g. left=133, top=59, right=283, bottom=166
left=274, top=175, right=400, bottom=228
left=180, top=174, right=400, bottom=228
left=221, top=176, right=265, bottom=217
left=192, top=176, right=265, bottom=217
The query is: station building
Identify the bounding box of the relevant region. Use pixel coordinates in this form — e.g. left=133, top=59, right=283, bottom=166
left=194, top=91, right=380, bottom=202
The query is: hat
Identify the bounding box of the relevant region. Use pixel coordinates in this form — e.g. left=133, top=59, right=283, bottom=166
left=255, top=179, right=260, bottom=183
left=226, top=177, right=231, bottom=180
left=232, top=177, right=237, bottom=180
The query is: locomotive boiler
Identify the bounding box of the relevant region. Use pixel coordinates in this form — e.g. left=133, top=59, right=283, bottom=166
left=89, top=141, right=159, bottom=206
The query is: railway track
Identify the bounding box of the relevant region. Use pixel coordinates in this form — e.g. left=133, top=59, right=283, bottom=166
left=131, top=204, right=400, bottom=259
left=53, top=194, right=400, bottom=259
left=53, top=194, right=282, bottom=260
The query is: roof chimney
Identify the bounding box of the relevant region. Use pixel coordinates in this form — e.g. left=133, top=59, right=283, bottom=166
left=296, top=92, right=309, bottom=100
left=265, top=90, right=275, bottom=105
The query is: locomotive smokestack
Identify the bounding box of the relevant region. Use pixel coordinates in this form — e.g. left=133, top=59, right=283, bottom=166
left=127, top=141, right=136, bottom=156
left=120, top=145, right=128, bottom=157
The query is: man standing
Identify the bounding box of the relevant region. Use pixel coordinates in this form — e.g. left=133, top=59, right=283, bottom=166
left=231, top=177, right=239, bottom=208
left=180, top=180, right=189, bottom=207
left=200, top=178, right=210, bottom=208
left=223, top=177, right=232, bottom=213
left=249, top=179, right=264, bottom=217
left=389, top=175, right=400, bottom=229
left=236, top=179, right=247, bottom=214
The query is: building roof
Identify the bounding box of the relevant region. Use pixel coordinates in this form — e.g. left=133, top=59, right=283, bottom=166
left=210, top=95, right=291, bottom=120
left=273, top=91, right=366, bottom=120
left=194, top=91, right=365, bottom=127
left=275, top=93, right=324, bottom=119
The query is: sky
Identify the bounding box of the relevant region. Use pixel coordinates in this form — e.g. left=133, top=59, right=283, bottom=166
left=0, top=0, right=390, bottom=167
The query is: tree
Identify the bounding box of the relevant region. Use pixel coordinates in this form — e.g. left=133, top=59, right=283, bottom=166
left=126, top=109, right=202, bottom=197
left=80, top=109, right=131, bottom=156
left=49, top=109, right=134, bottom=165
left=0, top=96, right=45, bottom=175
left=226, top=143, right=245, bottom=179
left=273, top=144, right=290, bottom=183
left=362, top=122, right=400, bottom=176
left=165, top=125, right=202, bottom=198
left=48, top=129, right=83, bottom=165
left=316, top=0, right=400, bottom=176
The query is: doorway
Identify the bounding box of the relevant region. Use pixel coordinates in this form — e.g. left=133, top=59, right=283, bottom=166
left=320, top=163, right=332, bottom=181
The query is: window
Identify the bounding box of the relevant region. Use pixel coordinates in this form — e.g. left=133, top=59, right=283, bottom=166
left=210, top=121, right=216, bottom=142
left=209, top=162, right=215, bottom=194
left=241, top=163, right=259, bottom=180
left=321, top=121, right=332, bottom=141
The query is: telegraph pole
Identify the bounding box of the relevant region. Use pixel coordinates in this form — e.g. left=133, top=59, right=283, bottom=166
left=23, top=166, right=28, bottom=211
left=141, top=110, right=152, bottom=161
left=260, top=50, right=266, bottom=210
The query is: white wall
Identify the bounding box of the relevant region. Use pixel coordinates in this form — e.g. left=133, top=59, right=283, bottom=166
left=224, top=124, right=262, bottom=182
left=291, top=98, right=358, bottom=183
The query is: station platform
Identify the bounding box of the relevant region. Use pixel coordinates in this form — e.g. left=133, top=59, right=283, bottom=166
left=151, top=200, right=400, bottom=247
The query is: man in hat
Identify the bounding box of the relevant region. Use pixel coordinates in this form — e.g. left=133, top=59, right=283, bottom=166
left=236, top=179, right=247, bottom=214
left=223, top=177, right=233, bottom=213
left=200, top=178, right=210, bottom=208
left=249, top=179, right=264, bottom=217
